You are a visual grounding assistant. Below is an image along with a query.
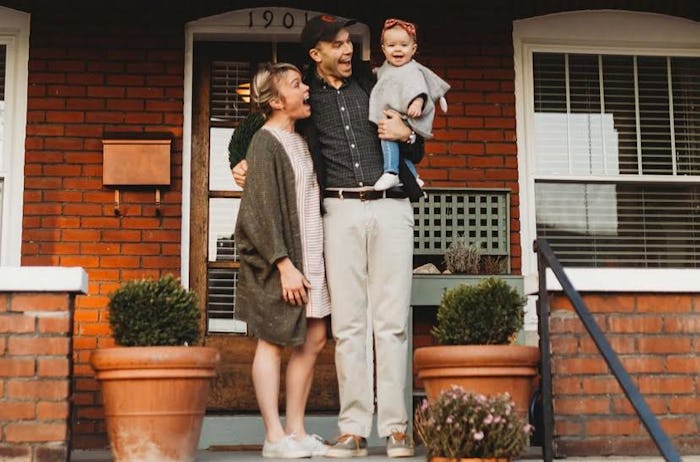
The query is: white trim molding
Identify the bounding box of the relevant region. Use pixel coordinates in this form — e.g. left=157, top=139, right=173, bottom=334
left=513, top=10, right=700, bottom=292
left=0, top=6, right=29, bottom=266
left=0, top=266, right=88, bottom=294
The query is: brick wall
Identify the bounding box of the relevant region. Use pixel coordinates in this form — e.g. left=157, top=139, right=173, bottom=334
left=549, top=292, right=700, bottom=456
left=0, top=291, right=75, bottom=462
left=22, top=16, right=185, bottom=449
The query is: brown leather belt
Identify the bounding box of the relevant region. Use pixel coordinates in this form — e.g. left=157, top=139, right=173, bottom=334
left=323, top=189, right=408, bottom=201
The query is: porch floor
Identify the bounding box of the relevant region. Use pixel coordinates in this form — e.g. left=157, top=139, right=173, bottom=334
left=69, top=447, right=700, bottom=462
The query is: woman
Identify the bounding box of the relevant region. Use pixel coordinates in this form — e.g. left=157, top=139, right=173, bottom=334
left=234, top=62, right=331, bottom=458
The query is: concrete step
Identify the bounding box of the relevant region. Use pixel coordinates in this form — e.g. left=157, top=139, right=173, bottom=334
left=70, top=447, right=700, bottom=462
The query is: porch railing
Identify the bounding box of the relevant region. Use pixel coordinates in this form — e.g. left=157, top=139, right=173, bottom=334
left=534, top=238, right=681, bottom=462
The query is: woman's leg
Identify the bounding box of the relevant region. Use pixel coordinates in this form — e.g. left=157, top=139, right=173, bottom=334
left=252, top=338, right=286, bottom=442
left=284, top=317, right=327, bottom=436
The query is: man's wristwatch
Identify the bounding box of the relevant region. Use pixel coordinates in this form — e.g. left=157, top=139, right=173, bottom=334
left=406, top=130, right=417, bottom=144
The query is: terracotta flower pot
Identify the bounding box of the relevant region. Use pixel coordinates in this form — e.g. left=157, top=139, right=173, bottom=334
left=91, top=346, right=220, bottom=462
left=413, top=344, right=539, bottom=414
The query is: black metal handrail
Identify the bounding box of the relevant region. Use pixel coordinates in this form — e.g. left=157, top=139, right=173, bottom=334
left=534, top=238, right=681, bottom=462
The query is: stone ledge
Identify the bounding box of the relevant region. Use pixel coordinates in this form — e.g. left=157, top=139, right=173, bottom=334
left=0, top=267, right=88, bottom=294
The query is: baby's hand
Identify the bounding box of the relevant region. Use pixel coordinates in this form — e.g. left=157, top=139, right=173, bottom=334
left=407, top=98, right=423, bottom=118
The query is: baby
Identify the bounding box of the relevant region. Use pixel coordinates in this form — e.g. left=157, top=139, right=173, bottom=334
left=368, top=18, right=450, bottom=191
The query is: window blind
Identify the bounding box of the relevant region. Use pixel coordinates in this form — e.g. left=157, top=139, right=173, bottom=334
left=533, top=52, right=700, bottom=267
left=210, top=61, right=251, bottom=123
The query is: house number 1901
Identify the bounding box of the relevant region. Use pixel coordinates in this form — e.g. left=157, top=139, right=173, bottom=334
left=248, top=10, right=309, bottom=29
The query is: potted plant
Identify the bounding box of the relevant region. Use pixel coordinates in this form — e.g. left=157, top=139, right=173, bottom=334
left=415, top=386, right=533, bottom=462
left=413, top=276, right=539, bottom=414
left=90, top=274, right=220, bottom=462
left=411, top=236, right=522, bottom=307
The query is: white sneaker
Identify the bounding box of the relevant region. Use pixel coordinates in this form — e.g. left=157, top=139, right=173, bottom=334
left=262, top=434, right=312, bottom=459
left=374, top=172, right=400, bottom=191
left=298, top=434, right=329, bottom=456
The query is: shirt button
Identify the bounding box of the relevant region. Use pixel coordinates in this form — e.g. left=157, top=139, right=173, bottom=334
left=359, top=182, right=364, bottom=187
left=345, top=125, right=349, bottom=130
left=341, top=107, right=345, bottom=111
left=351, top=144, right=355, bottom=148
left=354, top=162, right=359, bottom=168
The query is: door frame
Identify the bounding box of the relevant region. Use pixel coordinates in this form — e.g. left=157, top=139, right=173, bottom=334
left=181, top=6, right=369, bottom=288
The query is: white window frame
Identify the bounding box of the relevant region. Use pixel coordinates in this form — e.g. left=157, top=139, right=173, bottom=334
left=0, top=6, right=29, bottom=267
left=514, top=10, right=700, bottom=292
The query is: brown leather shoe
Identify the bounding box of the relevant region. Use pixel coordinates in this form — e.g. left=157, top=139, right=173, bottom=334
left=386, top=431, right=415, bottom=458
left=324, top=434, right=368, bottom=458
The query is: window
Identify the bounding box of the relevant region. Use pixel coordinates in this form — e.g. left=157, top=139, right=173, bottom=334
left=533, top=52, right=700, bottom=267
left=0, top=7, right=30, bottom=266
left=514, top=11, right=700, bottom=276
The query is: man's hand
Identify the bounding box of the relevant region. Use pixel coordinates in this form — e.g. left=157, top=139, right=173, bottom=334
left=378, top=109, right=412, bottom=142
left=232, top=159, right=248, bottom=188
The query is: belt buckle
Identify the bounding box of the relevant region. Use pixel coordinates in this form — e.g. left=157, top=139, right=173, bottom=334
left=358, top=191, right=367, bottom=201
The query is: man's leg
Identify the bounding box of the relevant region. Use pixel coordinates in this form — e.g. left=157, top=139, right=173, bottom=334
left=323, top=198, right=373, bottom=439
left=366, top=198, right=414, bottom=438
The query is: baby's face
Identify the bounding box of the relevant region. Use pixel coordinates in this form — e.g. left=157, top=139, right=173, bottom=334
left=381, top=26, right=417, bottom=67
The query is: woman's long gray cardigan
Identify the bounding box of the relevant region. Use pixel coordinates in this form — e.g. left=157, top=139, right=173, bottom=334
left=234, top=129, right=306, bottom=346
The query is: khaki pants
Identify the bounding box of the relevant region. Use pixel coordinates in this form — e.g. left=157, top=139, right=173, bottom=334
left=323, top=197, right=413, bottom=438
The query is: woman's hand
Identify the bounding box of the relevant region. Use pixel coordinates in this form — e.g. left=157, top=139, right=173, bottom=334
left=276, top=257, right=310, bottom=306
left=378, top=109, right=412, bottom=141
left=232, top=159, right=248, bottom=188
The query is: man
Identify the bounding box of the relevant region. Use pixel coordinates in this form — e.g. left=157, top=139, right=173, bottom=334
left=301, top=14, right=422, bottom=458
left=232, top=14, right=422, bottom=458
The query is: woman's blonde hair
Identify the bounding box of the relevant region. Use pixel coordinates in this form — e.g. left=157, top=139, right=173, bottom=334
left=251, top=62, right=302, bottom=116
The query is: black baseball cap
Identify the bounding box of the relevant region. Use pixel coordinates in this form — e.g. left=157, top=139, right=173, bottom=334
left=300, top=14, right=357, bottom=51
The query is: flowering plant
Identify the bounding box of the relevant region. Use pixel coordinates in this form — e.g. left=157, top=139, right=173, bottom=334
left=415, top=386, right=533, bottom=459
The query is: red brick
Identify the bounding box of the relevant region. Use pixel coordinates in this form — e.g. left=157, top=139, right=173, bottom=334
left=607, top=315, right=663, bottom=333
left=668, top=396, right=700, bottom=413
left=9, top=294, right=69, bottom=312
left=659, top=416, right=698, bottom=435
left=0, top=314, right=36, bottom=333
left=551, top=335, right=579, bottom=355
left=666, top=356, right=700, bottom=373
left=619, top=356, right=665, bottom=374
left=555, top=397, right=610, bottom=415
left=7, top=380, right=69, bottom=400
left=38, top=358, right=70, bottom=377
left=637, top=294, right=692, bottom=313
left=637, top=336, right=691, bottom=354
left=37, top=401, right=69, bottom=420
left=38, top=315, right=70, bottom=334
left=638, top=376, right=694, bottom=394
left=8, top=337, right=69, bottom=356
left=664, top=315, right=700, bottom=333
left=0, top=358, right=36, bottom=377
left=1, top=401, right=36, bottom=420
left=581, top=376, right=623, bottom=395
left=553, top=357, right=609, bottom=375
left=4, top=423, right=67, bottom=442
left=612, top=396, right=667, bottom=415
left=553, top=418, right=584, bottom=436
left=580, top=294, right=635, bottom=313
left=585, top=417, right=641, bottom=436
